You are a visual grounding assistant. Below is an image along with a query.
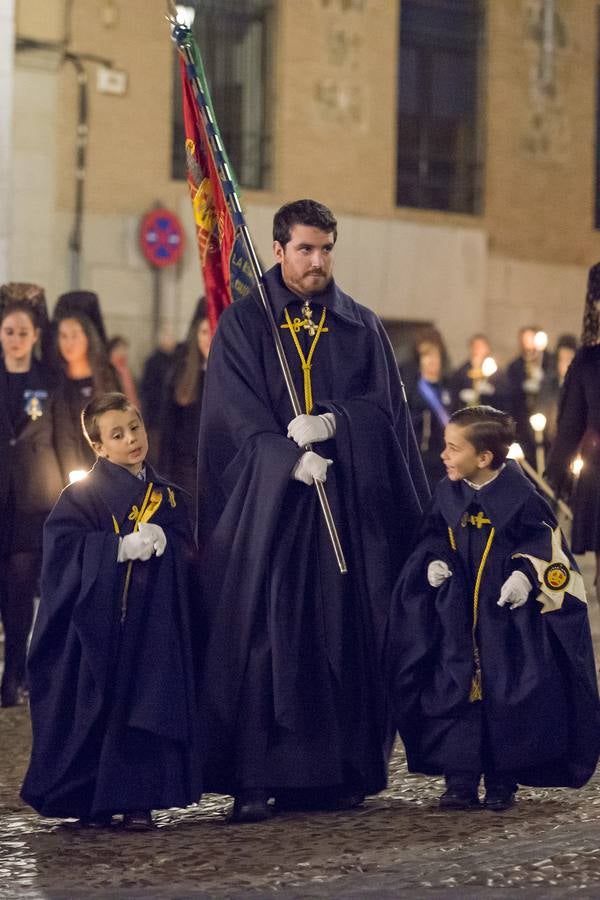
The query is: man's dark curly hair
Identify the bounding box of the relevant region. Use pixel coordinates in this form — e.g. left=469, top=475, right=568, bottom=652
left=273, top=199, right=337, bottom=248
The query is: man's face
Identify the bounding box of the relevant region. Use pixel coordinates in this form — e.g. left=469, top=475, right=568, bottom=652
left=520, top=329, right=536, bottom=354
left=93, top=408, right=148, bottom=475
left=273, top=224, right=335, bottom=298
left=470, top=337, right=490, bottom=366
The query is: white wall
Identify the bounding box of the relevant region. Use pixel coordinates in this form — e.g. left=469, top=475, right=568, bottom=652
left=10, top=55, right=62, bottom=300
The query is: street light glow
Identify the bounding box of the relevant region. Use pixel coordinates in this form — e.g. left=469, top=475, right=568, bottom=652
left=529, top=412, right=547, bottom=433
left=481, top=356, right=498, bottom=378
left=68, top=469, right=88, bottom=483
left=571, top=456, right=584, bottom=476
left=507, top=442, right=524, bottom=460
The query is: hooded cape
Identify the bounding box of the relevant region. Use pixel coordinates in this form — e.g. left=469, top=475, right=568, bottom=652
left=21, top=458, right=202, bottom=817
left=389, top=461, right=600, bottom=787
left=196, top=265, right=428, bottom=794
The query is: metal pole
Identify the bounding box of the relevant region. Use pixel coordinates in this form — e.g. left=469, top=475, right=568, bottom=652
left=534, top=431, right=546, bottom=477
left=172, top=23, right=347, bottom=573
left=518, top=456, right=572, bottom=521
left=152, top=267, right=161, bottom=345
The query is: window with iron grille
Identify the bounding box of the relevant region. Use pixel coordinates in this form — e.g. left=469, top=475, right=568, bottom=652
left=172, top=0, right=273, bottom=188
left=396, top=0, right=486, bottom=214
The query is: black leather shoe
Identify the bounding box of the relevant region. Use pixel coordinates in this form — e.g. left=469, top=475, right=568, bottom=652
left=485, top=789, right=516, bottom=811
left=439, top=788, right=481, bottom=810
left=79, top=813, right=114, bottom=828
left=122, top=810, right=155, bottom=831
left=274, top=787, right=365, bottom=812
left=323, top=791, right=365, bottom=811
left=230, top=791, right=271, bottom=823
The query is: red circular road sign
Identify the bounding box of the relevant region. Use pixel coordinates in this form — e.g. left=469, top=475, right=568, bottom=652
left=139, top=208, right=185, bottom=268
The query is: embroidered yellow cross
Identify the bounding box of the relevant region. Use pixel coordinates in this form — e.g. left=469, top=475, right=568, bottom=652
left=468, top=511, right=491, bottom=529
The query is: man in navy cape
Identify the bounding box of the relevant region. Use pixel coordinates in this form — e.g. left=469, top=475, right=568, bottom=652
left=197, top=199, right=429, bottom=821
left=21, top=406, right=202, bottom=824
left=390, top=435, right=600, bottom=807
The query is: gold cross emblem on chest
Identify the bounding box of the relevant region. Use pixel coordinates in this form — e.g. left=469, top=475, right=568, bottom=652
left=280, top=301, right=329, bottom=338
left=462, top=510, right=492, bottom=529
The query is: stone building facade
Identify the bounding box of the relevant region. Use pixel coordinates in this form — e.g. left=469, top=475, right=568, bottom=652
left=1, top=0, right=598, bottom=372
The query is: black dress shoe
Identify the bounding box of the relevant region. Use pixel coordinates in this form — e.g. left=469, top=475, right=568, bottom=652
left=79, top=813, right=114, bottom=828
left=484, top=789, right=516, bottom=811
left=274, top=787, right=365, bottom=812
left=230, top=791, right=271, bottom=823
left=439, top=788, right=481, bottom=810
left=122, top=810, right=155, bottom=831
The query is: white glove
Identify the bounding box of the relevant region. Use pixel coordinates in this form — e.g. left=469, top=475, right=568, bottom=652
left=138, top=522, right=166, bottom=557
left=287, top=413, right=336, bottom=447
left=117, top=523, right=167, bottom=562
left=427, top=560, right=453, bottom=587
left=497, top=570, right=531, bottom=609
left=292, top=451, right=333, bottom=485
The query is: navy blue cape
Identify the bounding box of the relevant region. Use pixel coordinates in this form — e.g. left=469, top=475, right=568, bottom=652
left=196, top=265, right=428, bottom=794
left=21, top=458, right=202, bottom=817
left=389, top=461, right=600, bottom=787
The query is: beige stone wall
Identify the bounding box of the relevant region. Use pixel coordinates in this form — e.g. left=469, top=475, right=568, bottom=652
left=0, top=0, right=16, bottom=285
left=485, top=0, right=598, bottom=267
left=7, top=0, right=600, bottom=373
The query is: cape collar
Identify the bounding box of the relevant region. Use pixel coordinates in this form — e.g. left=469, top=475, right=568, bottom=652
left=262, top=264, right=365, bottom=328
left=435, top=459, right=535, bottom=531
left=89, top=457, right=170, bottom=525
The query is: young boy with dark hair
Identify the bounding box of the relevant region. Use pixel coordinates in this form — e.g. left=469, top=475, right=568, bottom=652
left=21, top=392, right=202, bottom=830
left=390, top=405, right=600, bottom=812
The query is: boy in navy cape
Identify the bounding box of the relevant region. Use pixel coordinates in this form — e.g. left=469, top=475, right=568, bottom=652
left=21, top=392, right=202, bottom=829
left=389, top=405, right=600, bottom=811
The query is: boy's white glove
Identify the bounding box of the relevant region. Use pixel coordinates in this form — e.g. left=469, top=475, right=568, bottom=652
left=292, top=451, right=333, bottom=485
left=117, top=523, right=167, bottom=562
left=497, top=570, right=531, bottom=609
left=138, top=522, right=166, bottom=556
left=287, top=413, right=336, bottom=447
left=427, top=560, right=453, bottom=587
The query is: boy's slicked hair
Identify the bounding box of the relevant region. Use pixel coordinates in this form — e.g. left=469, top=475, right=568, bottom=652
left=82, top=391, right=143, bottom=448
left=273, top=199, right=337, bottom=248
left=449, top=405, right=515, bottom=469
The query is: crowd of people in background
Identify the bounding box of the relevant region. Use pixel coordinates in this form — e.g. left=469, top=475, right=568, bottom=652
left=0, top=274, right=593, bottom=712
left=403, top=323, right=577, bottom=488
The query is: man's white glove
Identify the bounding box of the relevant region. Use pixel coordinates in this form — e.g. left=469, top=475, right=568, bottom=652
left=292, top=451, right=333, bottom=485
left=497, top=570, right=531, bottom=609
left=117, top=523, right=167, bottom=563
left=287, top=413, right=336, bottom=447
left=427, top=560, right=453, bottom=587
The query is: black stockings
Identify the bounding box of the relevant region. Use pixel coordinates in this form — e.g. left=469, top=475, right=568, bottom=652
left=0, top=551, right=41, bottom=700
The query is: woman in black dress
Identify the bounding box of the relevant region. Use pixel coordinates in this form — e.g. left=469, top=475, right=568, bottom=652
left=546, top=263, right=600, bottom=604
left=0, top=287, right=63, bottom=706
left=158, top=299, right=212, bottom=524
left=51, top=309, right=120, bottom=481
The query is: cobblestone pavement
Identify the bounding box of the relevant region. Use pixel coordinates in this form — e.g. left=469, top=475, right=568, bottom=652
left=1, top=561, right=599, bottom=899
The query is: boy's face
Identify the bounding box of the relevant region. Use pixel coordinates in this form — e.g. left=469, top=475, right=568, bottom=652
left=93, top=408, right=148, bottom=475
left=441, top=422, right=493, bottom=484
